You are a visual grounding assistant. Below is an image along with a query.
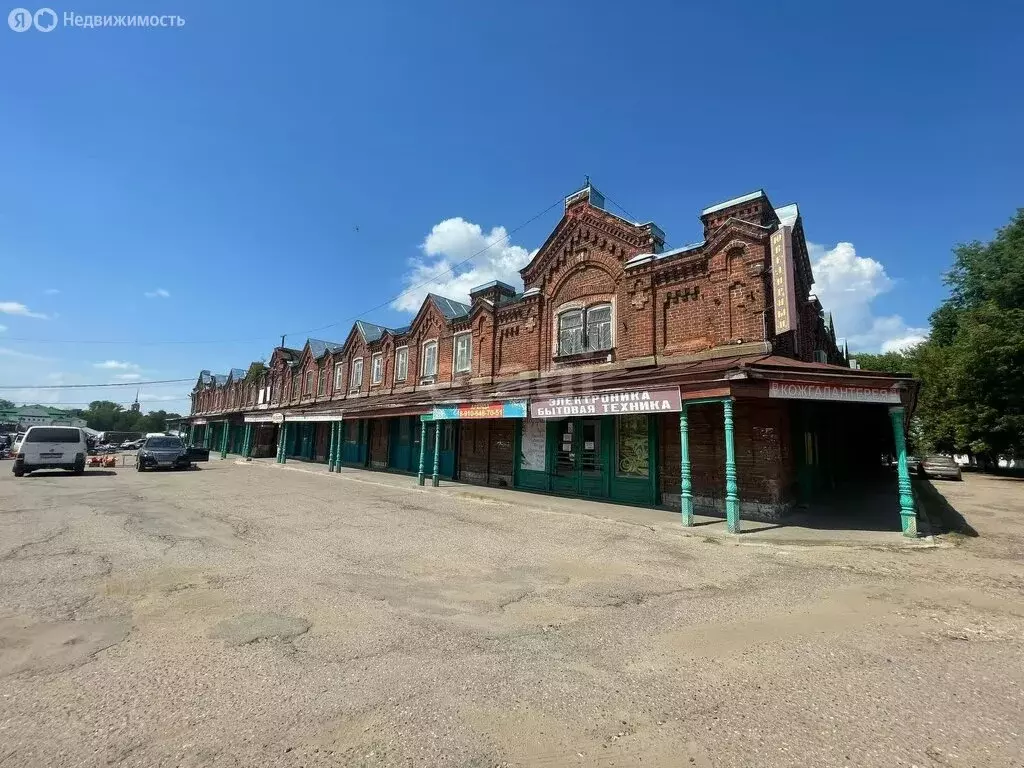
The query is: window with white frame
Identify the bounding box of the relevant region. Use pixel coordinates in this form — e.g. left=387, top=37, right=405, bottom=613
left=304, top=370, right=314, bottom=395
left=291, top=372, right=300, bottom=399
left=454, top=332, right=472, bottom=373
left=317, top=365, right=326, bottom=395
left=421, top=340, right=438, bottom=377
left=557, top=303, right=613, bottom=356
left=371, top=352, right=383, bottom=384
left=334, top=362, right=344, bottom=392
left=395, top=347, right=408, bottom=382
left=350, top=358, right=363, bottom=390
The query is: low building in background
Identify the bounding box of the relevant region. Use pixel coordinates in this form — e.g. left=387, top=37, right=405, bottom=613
left=185, top=184, right=920, bottom=535
left=0, top=405, right=87, bottom=430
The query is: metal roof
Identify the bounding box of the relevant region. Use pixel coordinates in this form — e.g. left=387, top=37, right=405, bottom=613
left=701, top=190, right=766, bottom=216
left=229, top=368, right=246, bottom=380
left=307, top=338, right=344, bottom=359
left=428, top=294, right=471, bottom=320
left=774, top=203, right=800, bottom=228
left=355, top=320, right=390, bottom=343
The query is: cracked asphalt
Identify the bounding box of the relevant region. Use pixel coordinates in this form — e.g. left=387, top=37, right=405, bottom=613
left=1, top=460, right=1022, bottom=767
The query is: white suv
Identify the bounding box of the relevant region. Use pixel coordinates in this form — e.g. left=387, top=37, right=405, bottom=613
left=13, top=426, right=88, bottom=477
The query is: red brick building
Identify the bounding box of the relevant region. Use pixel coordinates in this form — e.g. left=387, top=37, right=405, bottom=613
left=189, top=185, right=920, bottom=535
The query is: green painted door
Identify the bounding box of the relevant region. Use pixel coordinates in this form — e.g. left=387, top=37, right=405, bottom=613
left=549, top=417, right=610, bottom=498
left=341, top=419, right=367, bottom=465
left=389, top=417, right=415, bottom=472
left=422, top=422, right=456, bottom=479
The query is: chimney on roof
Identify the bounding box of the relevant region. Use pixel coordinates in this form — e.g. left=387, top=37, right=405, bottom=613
left=470, top=280, right=516, bottom=306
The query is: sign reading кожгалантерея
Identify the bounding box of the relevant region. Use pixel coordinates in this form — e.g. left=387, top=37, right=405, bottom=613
left=769, top=381, right=901, bottom=404
left=529, top=387, right=683, bottom=418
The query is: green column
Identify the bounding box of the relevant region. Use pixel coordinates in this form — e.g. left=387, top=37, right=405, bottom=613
left=220, top=420, right=229, bottom=459
left=281, top=423, right=289, bottom=464
left=203, top=425, right=210, bottom=449
left=188, top=424, right=195, bottom=447
left=889, top=406, right=918, bottom=537
left=328, top=421, right=336, bottom=471
left=679, top=405, right=693, bottom=526
left=417, top=418, right=428, bottom=486
left=242, top=424, right=251, bottom=460
left=431, top=421, right=442, bottom=487
left=333, top=421, right=341, bottom=471
left=723, top=399, right=740, bottom=534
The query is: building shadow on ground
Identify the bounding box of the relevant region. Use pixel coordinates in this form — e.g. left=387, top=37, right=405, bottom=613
left=24, top=470, right=118, bottom=478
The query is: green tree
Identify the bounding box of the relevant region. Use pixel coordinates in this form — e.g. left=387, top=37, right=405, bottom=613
left=0, top=399, right=15, bottom=410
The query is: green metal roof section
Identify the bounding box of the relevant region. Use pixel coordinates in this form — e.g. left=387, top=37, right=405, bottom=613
left=427, top=293, right=471, bottom=320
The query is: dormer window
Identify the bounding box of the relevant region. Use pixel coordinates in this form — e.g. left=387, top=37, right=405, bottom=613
left=350, top=358, right=363, bottom=391
left=453, top=332, right=472, bottom=374
left=371, top=352, right=383, bottom=384
left=557, top=303, right=612, bottom=357
left=304, top=370, right=314, bottom=395
left=421, top=340, right=438, bottom=378
left=317, top=365, right=327, bottom=396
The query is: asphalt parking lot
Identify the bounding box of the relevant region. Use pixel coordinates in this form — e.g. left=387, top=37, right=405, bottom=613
left=1, top=460, right=1022, bottom=767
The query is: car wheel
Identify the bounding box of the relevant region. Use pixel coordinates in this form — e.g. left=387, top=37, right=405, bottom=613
left=13, top=467, right=24, bottom=477
left=74, top=463, right=85, bottom=476
left=136, top=461, right=145, bottom=472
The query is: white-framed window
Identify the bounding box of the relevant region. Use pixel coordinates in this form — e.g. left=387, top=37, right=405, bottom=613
left=350, top=358, right=363, bottom=390
left=453, top=332, right=472, bottom=373
left=304, top=370, right=314, bottom=395
left=395, top=347, right=408, bottom=382
left=421, top=340, right=438, bottom=377
left=557, top=303, right=613, bottom=356
left=291, top=372, right=300, bottom=399
left=317, top=365, right=327, bottom=396
left=371, top=352, right=384, bottom=384
left=334, top=362, right=344, bottom=392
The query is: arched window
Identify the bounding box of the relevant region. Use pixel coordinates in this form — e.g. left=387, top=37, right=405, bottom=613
left=557, top=303, right=612, bottom=356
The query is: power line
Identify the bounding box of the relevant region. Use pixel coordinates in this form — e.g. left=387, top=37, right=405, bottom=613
left=0, top=378, right=193, bottom=390
left=1, top=196, right=566, bottom=347
left=281, top=196, right=565, bottom=338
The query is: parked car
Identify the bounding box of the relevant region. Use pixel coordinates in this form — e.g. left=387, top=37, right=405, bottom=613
left=907, top=455, right=921, bottom=473
left=920, top=455, right=962, bottom=481
left=12, top=426, right=88, bottom=477
left=120, top=440, right=136, bottom=450
left=136, top=436, right=193, bottom=471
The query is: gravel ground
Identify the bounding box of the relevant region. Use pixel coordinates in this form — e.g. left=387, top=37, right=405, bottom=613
left=0, top=460, right=1022, bottom=767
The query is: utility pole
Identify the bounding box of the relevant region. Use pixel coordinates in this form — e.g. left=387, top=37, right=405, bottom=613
left=280, top=334, right=286, bottom=349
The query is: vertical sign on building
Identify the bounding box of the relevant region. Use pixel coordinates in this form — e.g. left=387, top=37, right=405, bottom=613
left=770, top=225, right=798, bottom=334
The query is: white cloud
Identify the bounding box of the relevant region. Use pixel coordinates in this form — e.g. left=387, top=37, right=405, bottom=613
left=0, top=301, right=47, bottom=319
left=94, top=360, right=140, bottom=371
left=112, top=373, right=143, bottom=381
left=144, top=288, right=171, bottom=299
left=392, top=217, right=536, bottom=312
left=808, top=241, right=928, bottom=353
left=44, top=288, right=60, bottom=295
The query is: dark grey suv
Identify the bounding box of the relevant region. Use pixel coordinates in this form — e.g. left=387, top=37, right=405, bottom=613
left=136, top=436, right=191, bottom=471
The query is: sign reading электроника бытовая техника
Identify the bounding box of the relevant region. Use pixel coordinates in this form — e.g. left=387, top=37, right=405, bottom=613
left=529, top=387, right=683, bottom=419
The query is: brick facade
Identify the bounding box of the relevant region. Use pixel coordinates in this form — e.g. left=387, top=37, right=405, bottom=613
left=184, top=185, right=916, bottom=526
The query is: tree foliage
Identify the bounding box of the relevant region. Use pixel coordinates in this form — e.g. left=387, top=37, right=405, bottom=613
left=80, top=400, right=182, bottom=433
left=855, top=210, right=1024, bottom=460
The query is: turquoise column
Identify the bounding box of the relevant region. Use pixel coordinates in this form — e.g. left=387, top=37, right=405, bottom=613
left=333, top=421, right=341, bottom=471
left=679, top=405, right=693, bottom=526
left=417, top=418, right=428, bottom=486
left=723, top=399, right=740, bottom=533
left=188, top=424, right=195, bottom=447
left=220, top=420, right=229, bottom=459
left=415, top=421, right=428, bottom=487
left=328, top=422, right=336, bottom=471
left=281, top=423, right=289, bottom=464
left=243, top=424, right=252, bottom=460
left=889, top=406, right=918, bottom=537
left=431, top=421, right=442, bottom=487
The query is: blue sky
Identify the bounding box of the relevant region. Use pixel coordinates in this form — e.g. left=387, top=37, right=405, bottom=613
left=1, top=0, right=1021, bottom=413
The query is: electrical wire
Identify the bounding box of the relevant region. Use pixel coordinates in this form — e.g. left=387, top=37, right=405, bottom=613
left=0, top=196, right=566, bottom=347
left=0, top=378, right=193, bottom=390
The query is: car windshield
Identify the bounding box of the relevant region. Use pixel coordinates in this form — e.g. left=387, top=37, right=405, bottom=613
left=145, top=438, right=183, bottom=450
left=24, top=428, right=81, bottom=443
